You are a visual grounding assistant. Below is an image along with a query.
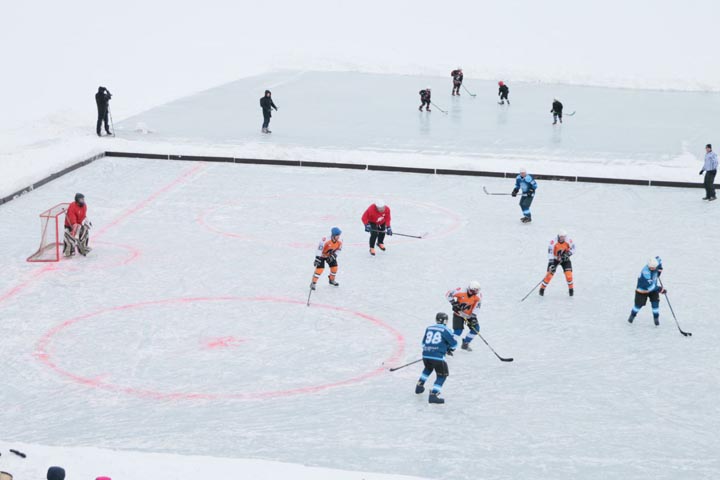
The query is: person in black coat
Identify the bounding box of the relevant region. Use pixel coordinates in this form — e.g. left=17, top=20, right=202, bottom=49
left=498, top=81, right=510, bottom=105
left=418, top=88, right=431, bottom=111
left=451, top=68, right=463, bottom=96
left=551, top=99, right=563, bottom=124
left=95, top=86, right=112, bottom=136
left=260, top=90, right=278, bottom=133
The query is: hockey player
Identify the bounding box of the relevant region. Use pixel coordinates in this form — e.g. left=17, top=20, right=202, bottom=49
left=310, top=227, right=343, bottom=290
left=699, top=143, right=717, bottom=201
left=451, top=68, right=463, bottom=96
left=260, top=90, right=278, bottom=134
left=511, top=168, right=538, bottom=223
left=628, top=257, right=665, bottom=326
left=551, top=98, right=563, bottom=124
left=446, top=281, right=482, bottom=351
left=498, top=81, right=510, bottom=105
left=540, top=230, right=575, bottom=296
left=416, top=312, right=457, bottom=404
left=361, top=200, right=392, bottom=256
left=63, top=193, right=91, bottom=257
left=95, top=86, right=112, bottom=137
left=418, top=88, right=431, bottom=111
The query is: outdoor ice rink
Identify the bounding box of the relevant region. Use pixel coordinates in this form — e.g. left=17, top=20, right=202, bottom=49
left=1, top=157, right=719, bottom=479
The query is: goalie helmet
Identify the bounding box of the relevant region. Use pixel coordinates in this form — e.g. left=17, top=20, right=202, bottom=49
left=436, top=312, right=448, bottom=325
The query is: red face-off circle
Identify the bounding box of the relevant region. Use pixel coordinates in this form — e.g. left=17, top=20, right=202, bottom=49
left=35, top=297, right=405, bottom=401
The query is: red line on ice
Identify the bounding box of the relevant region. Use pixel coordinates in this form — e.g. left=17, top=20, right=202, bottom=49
left=35, top=296, right=406, bottom=401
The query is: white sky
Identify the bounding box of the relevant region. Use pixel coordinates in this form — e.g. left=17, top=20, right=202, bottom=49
left=1, top=0, right=718, bottom=128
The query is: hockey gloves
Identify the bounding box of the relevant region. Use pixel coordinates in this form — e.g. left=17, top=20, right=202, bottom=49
left=365, top=224, right=371, bottom=232
left=511, top=189, right=519, bottom=197
left=387, top=227, right=393, bottom=236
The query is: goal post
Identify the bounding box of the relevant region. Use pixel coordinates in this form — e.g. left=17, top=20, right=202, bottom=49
left=27, top=203, right=70, bottom=262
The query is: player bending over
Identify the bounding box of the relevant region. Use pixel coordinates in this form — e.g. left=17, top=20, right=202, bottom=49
left=446, top=281, right=482, bottom=351
left=362, top=200, right=392, bottom=256
left=628, top=257, right=665, bottom=326
left=63, top=193, right=92, bottom=257
left=416, top=312, right=457, bottom=404
left=310, top=227, right=343, bottom=290
left=540, top=230, right=575, bottom=297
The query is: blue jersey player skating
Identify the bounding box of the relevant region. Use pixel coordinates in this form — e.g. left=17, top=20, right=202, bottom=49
left=416, top=312, right=458, bottom=404
left=628, top=256, right=666, bottom=326
left=511, top=168, right=538, bottom=223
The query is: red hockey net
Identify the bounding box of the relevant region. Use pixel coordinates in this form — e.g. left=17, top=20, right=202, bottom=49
left=27, top=203, right=70, bottom=262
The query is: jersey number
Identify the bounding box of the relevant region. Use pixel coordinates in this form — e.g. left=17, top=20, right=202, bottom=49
left=425, top=331, right=443, bottom=345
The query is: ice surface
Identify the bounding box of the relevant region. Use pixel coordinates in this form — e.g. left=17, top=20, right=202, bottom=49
left=117, top=71, right=720, bottom=171
left=1, top=157, right=719, bottom=479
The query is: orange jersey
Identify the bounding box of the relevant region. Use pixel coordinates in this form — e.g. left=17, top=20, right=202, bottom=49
left=316, top=237, right=343, bottom=258
left=548, top=238, right=575, bottom=261
left=446, top=287, right=482, bottom=316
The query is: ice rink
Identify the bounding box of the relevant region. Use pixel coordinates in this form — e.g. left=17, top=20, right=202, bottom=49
left=1, top=157, right=719, bottom=479
left=117, top=71, right=720, bottom=169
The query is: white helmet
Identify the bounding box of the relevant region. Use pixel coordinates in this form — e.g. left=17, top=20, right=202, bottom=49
left=519, top=167, right=527, bottom=174
left=558, top=229, right=568, bottom=238
left=468, top=280, right=481, bottom=294
left=375, top=199, right=386, bottom=210
left=647, top=257, right=659, bottom=269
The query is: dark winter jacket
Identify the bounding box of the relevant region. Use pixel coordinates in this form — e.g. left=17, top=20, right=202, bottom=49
left=499, top=85, right=509, bottom=96
left=419, top=89, right=431, bottom=101
left=551, top=100, right=563, bottom=114
left=95, top=87, right=111, bottom=113
left=451, top=70, right=463, bottom=84
left=260, top=90, right=278, bottom=114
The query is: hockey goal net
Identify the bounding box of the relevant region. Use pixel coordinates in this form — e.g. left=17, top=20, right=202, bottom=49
left=27, top=203, right=70, bottom=262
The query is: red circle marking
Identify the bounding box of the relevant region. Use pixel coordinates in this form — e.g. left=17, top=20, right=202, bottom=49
left=35, top=297, right=405, bottom=401
left=56, top=240, right=142, bottom=272
left=197, top=193, right=463, bottom=248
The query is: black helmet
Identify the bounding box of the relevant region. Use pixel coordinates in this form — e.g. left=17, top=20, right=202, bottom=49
left=74, top=193, right=85, bottom=203
left=436, top=312, right=448, bottom=324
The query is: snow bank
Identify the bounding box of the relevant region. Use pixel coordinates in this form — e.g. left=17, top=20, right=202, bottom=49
left=0, top=442, right=428, bottom=480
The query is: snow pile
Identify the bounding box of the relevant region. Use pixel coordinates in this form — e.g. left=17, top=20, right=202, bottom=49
left=0, top=442, right=428, bottom=480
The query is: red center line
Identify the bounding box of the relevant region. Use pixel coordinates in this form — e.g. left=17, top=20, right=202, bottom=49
left=0, top=163, right=207, bottom=305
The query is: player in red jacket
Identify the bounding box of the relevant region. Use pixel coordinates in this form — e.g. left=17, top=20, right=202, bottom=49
left=361, top=200, right=392, bottom=256
left=63, top=193, right=92, bottom=257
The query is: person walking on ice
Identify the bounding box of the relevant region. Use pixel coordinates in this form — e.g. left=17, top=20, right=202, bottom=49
left=415, top=312, right=457, bottom=404
left=498, top=81, right=510, bottom=105
left=260, top=90, right=278, bottom=134
left=310, top=227, right=342, bottom=290
left=551, top=98, right=563, bottom=124
left=699, top=143, right=717, bottom=201
left=512, top=168, right=537, bottom=223
left=628, top=256, right=665, bottom=326
left=446, top=281, right=482, bottom=351
left=418, top=88, right=431, bottom=111
left=362, top=200, right=392, bottom=256
left=539, top=230, right=575, bottom=297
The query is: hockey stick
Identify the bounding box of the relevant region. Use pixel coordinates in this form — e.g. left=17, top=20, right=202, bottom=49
left=659, top=279, right=692, bottom=337
left=566, top=111, right=576, bottom=116
left=462, top=85, right=477, bottom=97
left=431, top=102, right=448, bottom=114
left=388, top=358, right=423, bottom=372
left=370, top=229, right=426, bottom=239
left=455, top=311, right=513, bottom=362
left=520, top=279, right=544, bottom=302
left=483, top=186, right=512, bottom=196
left=306, top=283, right=314, bottom=306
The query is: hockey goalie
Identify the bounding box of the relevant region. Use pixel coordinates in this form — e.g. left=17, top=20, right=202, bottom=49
left=63, top=193, right=92, bottom=257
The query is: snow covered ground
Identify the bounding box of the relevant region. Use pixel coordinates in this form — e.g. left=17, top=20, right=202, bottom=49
left=1, top=157, right=719, bottom=479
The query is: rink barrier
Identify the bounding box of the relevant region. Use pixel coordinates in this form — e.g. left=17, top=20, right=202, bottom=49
left=3, top=150, right=718, bottom=208
left=0, top=152, right=104, bottom=207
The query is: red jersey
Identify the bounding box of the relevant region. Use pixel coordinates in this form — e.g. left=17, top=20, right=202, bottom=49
left=64, top=202, right=87, bottom=227
left=361, top=204, right=391, bottom=226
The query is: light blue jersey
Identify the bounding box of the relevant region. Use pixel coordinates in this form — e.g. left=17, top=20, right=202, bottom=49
left=636, top=257, right=663, bottom=293
left=515, top=174, right=538, bottom=196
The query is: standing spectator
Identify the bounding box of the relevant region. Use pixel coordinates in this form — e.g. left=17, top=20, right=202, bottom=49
left=95, top=86, right=112, bottom=137
left=551, top=98, right=563, bottom=124
left=699, top=143, right=718, bottom=201
left=47, top=466, right=66, bottom=480
left=260, top=90, right=278, bottom=134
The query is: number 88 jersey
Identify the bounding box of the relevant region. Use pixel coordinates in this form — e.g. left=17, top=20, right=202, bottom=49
left=422, top=324, right=458, bottom=361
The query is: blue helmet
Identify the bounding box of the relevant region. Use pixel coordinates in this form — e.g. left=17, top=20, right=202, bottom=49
left=331, top=227, right=342, bottom=237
